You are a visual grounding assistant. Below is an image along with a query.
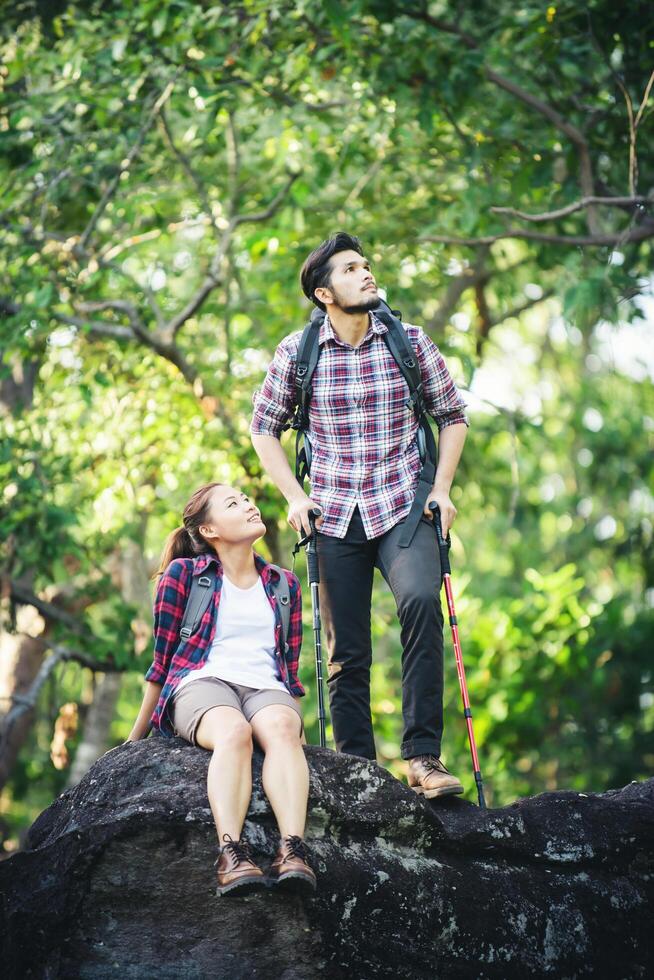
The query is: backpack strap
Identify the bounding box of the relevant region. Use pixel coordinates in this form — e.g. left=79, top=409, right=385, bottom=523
left=375, top=303, right=438, bottom=549
left=179, top=570, right=218, bottom=640
left=178, top=565, right=290, bottom=657
left=268, top=564, right=291, bottom=656
left=287, top=308, right=323, bottom=484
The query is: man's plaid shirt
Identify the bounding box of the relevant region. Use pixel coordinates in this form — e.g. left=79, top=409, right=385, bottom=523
left=145, top=551, right=305, bottom=737
left=250, top=311, right=469, bottom=539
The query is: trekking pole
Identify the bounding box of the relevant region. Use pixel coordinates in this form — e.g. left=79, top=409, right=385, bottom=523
left=429, top=503, right=486, bottom=809
left=292, top=508, right=327, bottom=748
left=306, top=509, right=327, bottom=748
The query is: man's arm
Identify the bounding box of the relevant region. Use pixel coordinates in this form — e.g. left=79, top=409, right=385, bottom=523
left=425, top=422, right=467, bottom=535
left=250, top=335, right=323, bottom=536
left=251, top=433, right=323, bottom=536
left=411, top=325, right=469, bottom=535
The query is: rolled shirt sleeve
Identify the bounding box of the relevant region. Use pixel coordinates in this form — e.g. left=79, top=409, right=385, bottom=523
left=250, top=333, right=300, bottom=439
left=144, top=559, right=191, bottom=685
left=412, top=325, right=469, bottom=431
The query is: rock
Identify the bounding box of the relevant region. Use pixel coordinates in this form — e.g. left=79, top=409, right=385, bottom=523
left=1, top=737, right=652, bottom=979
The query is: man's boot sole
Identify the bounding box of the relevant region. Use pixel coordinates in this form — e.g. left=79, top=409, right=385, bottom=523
left=216, top=874, right=267, bottom=898
left=268, top=871, right=317, bottom=897
left=410, top=783, right=465, bottom=799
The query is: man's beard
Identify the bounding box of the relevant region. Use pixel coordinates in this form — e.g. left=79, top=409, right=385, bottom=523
left=332, top=287, right=380, bottom=315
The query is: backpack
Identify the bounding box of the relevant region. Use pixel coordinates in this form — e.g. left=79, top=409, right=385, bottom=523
left=179, top=564, right=291, bottom=656
left=284, top=297, right=438, bottom=548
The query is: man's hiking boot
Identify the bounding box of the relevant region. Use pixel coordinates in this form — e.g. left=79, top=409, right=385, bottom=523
left=215, top=834, right=267, bottom=897
left=408, top=755, right=464, bottom=799
left=268, top=835, right=317, bottom=896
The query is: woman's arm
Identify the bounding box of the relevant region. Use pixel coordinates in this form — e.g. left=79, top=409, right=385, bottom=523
left=127, top=681, right=163, bottom=741
left=144, top=559, right=191, bottom=686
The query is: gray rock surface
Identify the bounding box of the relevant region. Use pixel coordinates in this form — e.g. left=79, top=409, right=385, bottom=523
left=1, top=737, right=652, bottom=979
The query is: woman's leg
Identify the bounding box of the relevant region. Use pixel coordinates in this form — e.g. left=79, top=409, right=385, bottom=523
left=249, top=704, right=309, bottom=839
left=195, top=705, right=254, bottom=843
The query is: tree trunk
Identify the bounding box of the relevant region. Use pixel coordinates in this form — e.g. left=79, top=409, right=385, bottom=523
left=65, top=673, right=123, bottom=787
left=66, top=536, right=152, bottom=785
left=0, top=354, right=44, bottom=791
left=0, top=605, right=47, bottom=793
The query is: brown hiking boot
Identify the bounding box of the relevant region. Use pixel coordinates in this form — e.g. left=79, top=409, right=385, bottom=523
left=268, top=835, right=317, bottom=896
left=214, top=834, right=267, bottom=897
left=408, top=755, right=464, bottom=799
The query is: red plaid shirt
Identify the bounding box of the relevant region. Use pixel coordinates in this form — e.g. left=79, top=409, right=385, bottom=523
left=250, top=311, right=468, bottom=539
left=145, top=551, right=305, bottom=737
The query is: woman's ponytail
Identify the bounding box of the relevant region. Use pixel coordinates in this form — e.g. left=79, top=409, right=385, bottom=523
left=153, top=482, right=226, bottom=579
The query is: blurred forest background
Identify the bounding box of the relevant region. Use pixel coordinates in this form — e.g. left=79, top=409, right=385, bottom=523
left=1, top=0, right=653, bottom=852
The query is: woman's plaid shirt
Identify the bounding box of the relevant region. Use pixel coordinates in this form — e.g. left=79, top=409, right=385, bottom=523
left=145, top=551, right=305, bottom=737
left=250, top=311, right=469, bottom=539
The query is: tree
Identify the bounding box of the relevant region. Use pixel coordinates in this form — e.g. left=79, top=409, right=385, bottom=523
left=1, top=0, right=652, bottom=841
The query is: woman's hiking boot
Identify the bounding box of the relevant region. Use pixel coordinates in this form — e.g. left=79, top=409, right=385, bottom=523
left=268, top=835, right=317, bottom=896
left=215, top=834, right=267, bottom=897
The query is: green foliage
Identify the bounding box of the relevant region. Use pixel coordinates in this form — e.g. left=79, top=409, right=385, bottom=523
left=1, top=0, right=652, bottom=840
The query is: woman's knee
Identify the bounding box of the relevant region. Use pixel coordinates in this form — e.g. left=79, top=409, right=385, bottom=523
left=197, top=709, right=253, bottom=751
left=256, top=710, right=302, bottom=746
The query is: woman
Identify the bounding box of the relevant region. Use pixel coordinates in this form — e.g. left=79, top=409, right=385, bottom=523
left=127, top=482, right=316, bottom=898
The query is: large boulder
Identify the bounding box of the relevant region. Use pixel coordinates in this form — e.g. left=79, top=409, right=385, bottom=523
left=1, top=737, right=652, bottom=979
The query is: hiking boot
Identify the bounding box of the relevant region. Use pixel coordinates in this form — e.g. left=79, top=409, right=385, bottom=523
left=407, top=755, right=464, bottom=799
left=214, top=834, right=267, bottom=897
left=268, top=835, right=317, bottom=896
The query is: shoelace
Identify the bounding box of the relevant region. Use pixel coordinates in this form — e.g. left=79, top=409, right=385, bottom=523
left=218, top=834, right=256, bottom=868
left=420, top=755, right=449, bottom=775
left=283, top=835, right=309, bottom=862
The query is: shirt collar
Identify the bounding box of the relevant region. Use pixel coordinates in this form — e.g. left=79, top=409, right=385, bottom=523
left=192, top=550, right=279, bottom=585
left=318, top=309, right=388, bottom=347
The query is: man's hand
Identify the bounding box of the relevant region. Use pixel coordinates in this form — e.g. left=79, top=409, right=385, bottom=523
left=424, top=489, right=457, bottom=537
left=288, top=495, right=324, bottom=537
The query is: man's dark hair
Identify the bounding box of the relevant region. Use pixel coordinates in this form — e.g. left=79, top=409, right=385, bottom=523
left=300, top=232, right=364, bottom=312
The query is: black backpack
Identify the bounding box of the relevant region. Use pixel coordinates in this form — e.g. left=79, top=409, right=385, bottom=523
left=284, top=297, right=438, bottom=548
left=179, top=565, right=292, bottom=656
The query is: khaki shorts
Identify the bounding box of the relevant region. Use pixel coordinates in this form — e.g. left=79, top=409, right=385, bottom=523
left=170, top=676, right=304, bottom=746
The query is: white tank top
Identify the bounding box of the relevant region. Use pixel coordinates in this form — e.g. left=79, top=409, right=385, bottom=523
left=175, top=573, right=287, bottom=694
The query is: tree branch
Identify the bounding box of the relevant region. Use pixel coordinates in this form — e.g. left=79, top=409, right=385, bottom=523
left=226, top=109, right=241, bottom=217
left=0, top=641, right=121, bottom=753
left=75, top=299, right=144, bottom=325
left=420, top=223, right=654, bottom=247
left=490, top=196, right=652, bottom=223
left=424, top=248, right=491, bottom=334
left=165, top=171, right=299, bottom=339
left=78, top=79, right=176, bottom=251
left=164, top=222, right=236, bottom=340
left=487, top=289, right=555, bottom=330
left=407, top=9, right=602, bottom=233
left=52, top=312, right=134, bottom=341
left=232, top=171, right=299, bottom=226
left=7, top=581, right=94, bottom=639
left=158, top=106, right=223, bottom=242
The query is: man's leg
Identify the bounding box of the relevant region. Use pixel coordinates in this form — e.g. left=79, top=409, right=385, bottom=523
left=375, top=514, right=444, bottom=760
left=317, top=506, right=377, bottom=759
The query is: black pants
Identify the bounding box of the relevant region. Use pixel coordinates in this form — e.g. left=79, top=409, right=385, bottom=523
left=317, top=505, right=444, bottom=761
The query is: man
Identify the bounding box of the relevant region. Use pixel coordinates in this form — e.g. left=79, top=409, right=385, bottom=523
left=250, top=232, right=469, bottom=798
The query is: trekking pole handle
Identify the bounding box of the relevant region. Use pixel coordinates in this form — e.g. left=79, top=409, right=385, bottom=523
left=294, top=507, right=322, bottom=549
left=429, top=502, right=452, bottom=576
left=306, top=508, right=322, bottom=584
